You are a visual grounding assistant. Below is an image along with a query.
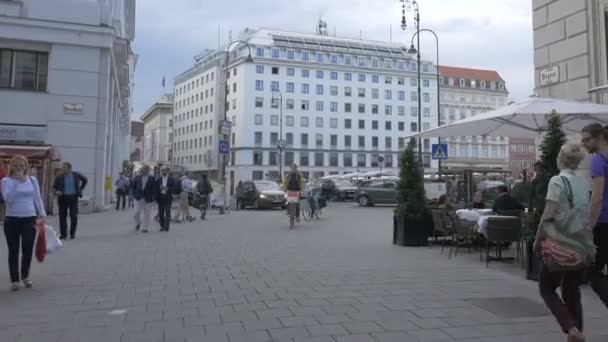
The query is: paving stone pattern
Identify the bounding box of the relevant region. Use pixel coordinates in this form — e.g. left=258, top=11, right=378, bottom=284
left=0, top=204, right=607, bottom=341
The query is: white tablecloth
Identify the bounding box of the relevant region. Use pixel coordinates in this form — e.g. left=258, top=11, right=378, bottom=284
left=456, top=209, right=493, bottom=222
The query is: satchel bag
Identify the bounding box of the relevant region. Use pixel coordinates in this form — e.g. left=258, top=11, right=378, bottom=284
left=540, top=176, right=594, bottom=272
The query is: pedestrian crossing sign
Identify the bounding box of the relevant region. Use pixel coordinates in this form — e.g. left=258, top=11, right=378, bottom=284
left=431, top=144, right=448, bottom=160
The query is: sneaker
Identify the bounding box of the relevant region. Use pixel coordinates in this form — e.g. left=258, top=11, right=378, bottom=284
left=568, top=328, right=585, bottom=342
left=10, top=283, right=19, bottom=291
left=141, top=229, right=149, bottom=233
left=23, top=279, right=32, bottom=288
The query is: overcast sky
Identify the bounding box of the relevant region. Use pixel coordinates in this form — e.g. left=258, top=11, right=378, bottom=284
left=132, top=0, right=534, bottom=118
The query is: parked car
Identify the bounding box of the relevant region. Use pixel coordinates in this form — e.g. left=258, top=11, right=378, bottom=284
left=236, top=181, right=285, bottom=209
left=355, top=180, right=398, bottom=207
left=321, top=179, right=357, bottom=201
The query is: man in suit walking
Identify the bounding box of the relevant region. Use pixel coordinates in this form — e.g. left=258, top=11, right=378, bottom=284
left=156, top=166, right=176, bottom=232
left=53, top=162, right=88, bottom=240
left=132, top=164, right=156, bottom=233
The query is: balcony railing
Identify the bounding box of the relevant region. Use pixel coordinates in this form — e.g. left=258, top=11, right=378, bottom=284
left=589, top=84, right=608, bottom=105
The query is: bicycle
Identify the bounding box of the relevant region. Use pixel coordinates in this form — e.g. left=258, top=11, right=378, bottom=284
left=302, top=192, right=322, bottom=221
left=285, top=191, right=300, bottom=229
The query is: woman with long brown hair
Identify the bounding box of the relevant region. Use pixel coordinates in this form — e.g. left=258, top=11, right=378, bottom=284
left=0, top=155, right=46, bottom=291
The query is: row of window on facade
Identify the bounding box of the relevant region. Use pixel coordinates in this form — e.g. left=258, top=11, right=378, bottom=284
left=253, top=115, right=431, bottom=132
left=173, top=135, right=214, bottom=152
left=448, top=144, right=507, bottom=159
left=440, top=93, right=506, bottom=106
left=0, top=49, right=48, bottom=91
left=175, top=88, right=215, bottom=110
left=510, top=143, right=536, bottom=154
left=174, top=153, right=213, bottom=167
left=255, top=46, right=432, bottom=73
left=174, top=120, right=213, bottom=138
left=441, top=76, right=505, bottom=91
left=251, top=150, right=404, bottom=168
left=254, top=80, right=432, bottom=101
left=175, top=71, right=216, bottom=96
left=255, top=97, right=432, bottom=116
left=252, top=131, right=430, bottom=152
left=255, top=65, right=432, bottom=86
left=175, top=104, right=215, bottom=124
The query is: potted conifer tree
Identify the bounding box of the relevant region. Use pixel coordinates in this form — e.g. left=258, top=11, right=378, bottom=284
left=393, top=139, right=433, bottom=246
left=524, top=112, right=566, bottom=280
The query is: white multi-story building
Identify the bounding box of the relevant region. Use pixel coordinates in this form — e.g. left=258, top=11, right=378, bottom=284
left=0, top=0, right=137, bottom=211
left=438, top=66, right=510, bottom=169
left=172, top=50, right=222, bottom=179
left=140, top=94, right=173, bottom=164
left=172, top=27, right=439, bottom=194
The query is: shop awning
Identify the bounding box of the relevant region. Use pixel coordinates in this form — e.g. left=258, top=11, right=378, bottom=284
left=0, top=145, right=61, bottom=160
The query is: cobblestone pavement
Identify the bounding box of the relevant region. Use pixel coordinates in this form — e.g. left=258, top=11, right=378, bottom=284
left=0, top=203, right=607, bottom=342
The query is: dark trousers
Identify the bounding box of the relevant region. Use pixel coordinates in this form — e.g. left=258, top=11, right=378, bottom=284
left=58, top=195, right=78, bottom=239
left=158, top=199, right=172, bottom=231
left=539, top=265, right=583, bottom=333
left=116, top=191, right=127, bottom=210
left=591, top=223, right=608, bottom=308
left=3, top=217, right=36, bottom=283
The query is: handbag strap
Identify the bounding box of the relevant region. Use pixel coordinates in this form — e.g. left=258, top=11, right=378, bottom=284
left=559, top=176, right=574, bottom=209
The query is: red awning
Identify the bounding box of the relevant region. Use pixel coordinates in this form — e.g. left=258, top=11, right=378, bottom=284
left=0, top=145, right=61, bottom=160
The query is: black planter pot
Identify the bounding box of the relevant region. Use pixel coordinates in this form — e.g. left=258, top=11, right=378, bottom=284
left=393, top=212, right=432, bottom=247
left=525, top=240, right=542, bottom=281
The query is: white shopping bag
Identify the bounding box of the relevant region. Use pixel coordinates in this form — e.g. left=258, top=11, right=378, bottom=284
left=45, top=225, right=63, bottom=254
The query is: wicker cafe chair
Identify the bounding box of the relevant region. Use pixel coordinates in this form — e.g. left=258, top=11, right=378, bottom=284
left=497, top=210, right=526, bottom=268
left=431, top=209, right=452, bottom=253
left=446, top=213, right=477, bottom=259
left=483, top=216, right=522, bottom=267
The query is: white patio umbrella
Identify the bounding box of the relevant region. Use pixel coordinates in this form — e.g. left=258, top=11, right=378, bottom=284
left=409, top=97, right=608, bottom=139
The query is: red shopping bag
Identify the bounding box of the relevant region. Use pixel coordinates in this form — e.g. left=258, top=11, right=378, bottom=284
left=35, top=220, right=46, bottom=262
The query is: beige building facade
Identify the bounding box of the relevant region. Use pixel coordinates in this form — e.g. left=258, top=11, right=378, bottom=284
left=533, top=0, right=608, bottom=103
left=140, top=94, right=174, bottom=164
left=438, top=66, right=510, bottom=170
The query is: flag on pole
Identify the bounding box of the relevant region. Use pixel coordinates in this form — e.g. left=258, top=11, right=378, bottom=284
left=161, top=76, right=165, bottom=88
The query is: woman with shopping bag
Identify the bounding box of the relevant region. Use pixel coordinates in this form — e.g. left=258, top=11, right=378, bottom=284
left=0, top=155, right=46, bottom=291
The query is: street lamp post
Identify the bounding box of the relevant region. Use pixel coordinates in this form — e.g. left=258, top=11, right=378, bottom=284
left=409, top=28, right=441, bottom=177
left=400, top=0, right=422, bottom=172
left=220, top=40, right=253, bottom=214
left=272, top=91, right=284, bottom=182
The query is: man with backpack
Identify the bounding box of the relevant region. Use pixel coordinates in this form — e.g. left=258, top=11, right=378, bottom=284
left=196, top=175, right=213, bottom=210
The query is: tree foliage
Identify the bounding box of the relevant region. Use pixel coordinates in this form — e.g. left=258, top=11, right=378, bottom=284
left=527, top=112, right=566, bottom=238
left=397, top=138, right=429, bottom=219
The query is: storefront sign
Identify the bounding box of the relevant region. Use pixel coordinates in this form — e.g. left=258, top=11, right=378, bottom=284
left=64, top=103, right=84, bottom=114
left=104, top=176, right=112, bottom=192
left=539, top=66, right=559, bottom=86
left=0, top=125, right=47, bottom=143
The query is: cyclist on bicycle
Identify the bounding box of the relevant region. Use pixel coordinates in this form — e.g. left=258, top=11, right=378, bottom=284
left=282, top=164, right=304, bottom=221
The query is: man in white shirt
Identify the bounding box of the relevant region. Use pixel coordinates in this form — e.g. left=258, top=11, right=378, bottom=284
left=156, top=166, right=176, bottom=232
left=132, top=165, right=156, bottom=232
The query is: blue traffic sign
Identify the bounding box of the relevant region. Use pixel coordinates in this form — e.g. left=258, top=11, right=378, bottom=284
left=431, top=144, right=448, bottom=160
left=219, top=140, right=230, bottom=155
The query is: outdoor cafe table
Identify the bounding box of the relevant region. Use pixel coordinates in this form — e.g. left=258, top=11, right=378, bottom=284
left=455, top=209, right=493, bottom=223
